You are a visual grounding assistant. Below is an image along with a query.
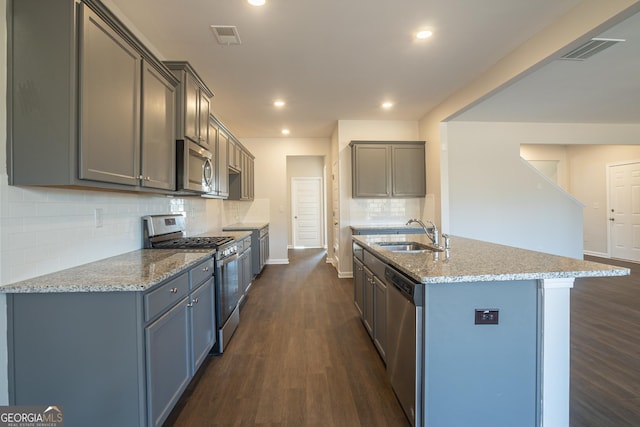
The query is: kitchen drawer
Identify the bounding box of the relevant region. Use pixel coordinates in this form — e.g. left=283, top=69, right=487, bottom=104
left=145, top=272, right=189, bottom=322
left=353, top=242, right=364, bottom=262
left=240, top=236, right=251, bottom=252
left=189, top=257, right=214, bottom=289
left=364, top=250, right=386, bottom=279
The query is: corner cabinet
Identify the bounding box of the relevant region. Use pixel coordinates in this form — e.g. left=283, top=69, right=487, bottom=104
left=350, top=141, right=426, bottom=198
left=9, top=0, right=178, bottom=193
left=8, top=257, right=216, bottom=427
left=164, top=61, right=214, bottom=149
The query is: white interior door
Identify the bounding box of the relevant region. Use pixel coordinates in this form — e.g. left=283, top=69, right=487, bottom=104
left=609, top=162, right=640, bottom=261
left=292, top=177, right=323, bottom=248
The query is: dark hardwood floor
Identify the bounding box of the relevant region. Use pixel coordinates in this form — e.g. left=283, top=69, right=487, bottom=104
left=571, top=256, right=640, bottom=426
left=165, top=250, right=640, bottom=426
left=165, top=249, right=408, bottom=426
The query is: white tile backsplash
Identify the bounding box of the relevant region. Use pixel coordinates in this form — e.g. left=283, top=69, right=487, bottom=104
left=349, top=197, right=425, bottom=225
left=0, top=175, right=211, bottom=284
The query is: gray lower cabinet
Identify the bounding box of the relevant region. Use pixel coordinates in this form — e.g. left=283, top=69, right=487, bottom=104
left=8, top=257, right=216, bottom=427
left=363, top=266, right=375, bottom=336
left=259, top=228, right=269, bottom=273
left=350, top=141, right=426, bottom=198
left=9, top=0, right=179, bottom=193
left=353, top=257, right=365, bottom=317
left=223, top=225, right=269, bottom=276
left=146, top=296, right=191, bottom=427
left=352, top=242, right=387, bottom=361
left=373, top=274, right=387, bottom=360
left=188, top=278, right=216, bottom=377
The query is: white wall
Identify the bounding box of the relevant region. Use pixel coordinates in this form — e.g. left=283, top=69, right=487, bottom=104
left=447, top=122, right=584, bottom=257
left=521, top=143, right=640, bottom=256
left=566, top=144, right=640, bottom=255
left=419, top=0, right=640, bottom=234
left=334, top=120, right=423, bottom=277
left=520, top=144, right=570, bottom=190
left=236, top=138, right=331, bottom=264
left=447, top=122, right=640, bottom=258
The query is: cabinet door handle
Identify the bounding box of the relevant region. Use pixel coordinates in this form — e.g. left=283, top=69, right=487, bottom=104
left=193, top=297, right=199, bottom=304
left=170, top=287, right=178, bottom=293
left=202, top=266, right=209, bottom=272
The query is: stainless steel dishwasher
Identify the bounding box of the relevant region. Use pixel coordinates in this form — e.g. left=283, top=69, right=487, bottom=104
left=385, top=265, right=424, bottom=427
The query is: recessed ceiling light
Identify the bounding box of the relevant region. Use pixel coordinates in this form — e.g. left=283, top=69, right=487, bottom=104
left=248, top=0, right=266, bottom=6
left=273, top=100, right=285, bottom=108
left=416, top=30, right=433, bottom=40
left=382, top=101, right=394, bottom=109
left=281, top=129, right=290, bottom=135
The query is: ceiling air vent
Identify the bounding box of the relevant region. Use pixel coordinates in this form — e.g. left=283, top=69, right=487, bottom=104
left=560, top=38, right=625, bottom=61
left=210, top=25, right=242, bottom=45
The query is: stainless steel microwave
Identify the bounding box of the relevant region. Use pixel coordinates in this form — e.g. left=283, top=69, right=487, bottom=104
left=176, top=140, right=214, bottom=194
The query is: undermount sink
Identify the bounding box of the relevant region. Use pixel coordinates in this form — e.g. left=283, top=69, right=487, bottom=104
left=377, top=241, right=442, bottom=253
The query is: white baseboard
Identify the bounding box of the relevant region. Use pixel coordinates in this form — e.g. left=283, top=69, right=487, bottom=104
left=583, top=250, right=609, bottom=259
left=338, top=271, right=354, bottom=279
left=266, top=259, right=289, bottom=265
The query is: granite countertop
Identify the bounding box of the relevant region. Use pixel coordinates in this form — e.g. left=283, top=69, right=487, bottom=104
left=226, top=230, right=253, bottom=240
left=0, top=249, right=215, bottom=294
left=196, top=230, right=252, bottom=240
left=353, top=234, right=630, bottom=284
left=223, top=222, right=269, bottom=230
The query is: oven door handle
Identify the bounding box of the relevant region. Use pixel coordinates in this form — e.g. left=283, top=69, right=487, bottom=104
left=219, top=253, right=238, bottom=266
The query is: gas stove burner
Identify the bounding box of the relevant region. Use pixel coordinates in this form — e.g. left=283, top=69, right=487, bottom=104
left=151, top=236, right=234, bottom=249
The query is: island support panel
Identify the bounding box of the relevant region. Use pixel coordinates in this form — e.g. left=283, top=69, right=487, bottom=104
left=423, top=280, right=540, bottom=426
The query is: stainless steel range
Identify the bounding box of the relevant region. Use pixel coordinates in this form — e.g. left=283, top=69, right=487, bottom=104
left=143, top=214, right=240, bottom=354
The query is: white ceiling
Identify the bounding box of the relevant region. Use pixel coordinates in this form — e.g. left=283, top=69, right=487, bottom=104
left=454, top=9, right=640, bottom=124
left=106, top=0, right=636, bottom=138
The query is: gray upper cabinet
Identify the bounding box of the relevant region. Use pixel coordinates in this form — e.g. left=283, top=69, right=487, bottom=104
left=8, top=0, right=179, bottom=193
left=391, top=144, right=426, bottom=197
left=164, top=61, right=214, bottom=149
left=216, top=125, right=230, bottom=197
left=141, top=61, right=177, bottom=190
left=79, top=6, right=141, bottom=186
left=351, top=143, right=391, bottom=197
left=228, top=142, right=255, bottom=201
left=203, top=115, right=230, bottom=199
left=350, top=141, right=426, bottom=198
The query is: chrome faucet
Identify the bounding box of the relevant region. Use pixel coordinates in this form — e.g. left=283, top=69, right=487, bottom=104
left=406, top=218, right=439, bottom=247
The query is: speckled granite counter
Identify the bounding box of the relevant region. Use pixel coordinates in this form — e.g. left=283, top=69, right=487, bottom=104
left=353, top=234, right=630, bottom=284
left=0, top=249, right=215, bottom=293
left=222, top=222, right=269, bottom=231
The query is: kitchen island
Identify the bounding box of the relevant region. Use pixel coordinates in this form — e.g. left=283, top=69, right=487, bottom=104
left=352, top=234, right=629, bottom=427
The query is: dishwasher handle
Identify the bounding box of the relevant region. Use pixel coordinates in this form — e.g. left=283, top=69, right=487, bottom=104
left=384, top=266, right=423, bottom=306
